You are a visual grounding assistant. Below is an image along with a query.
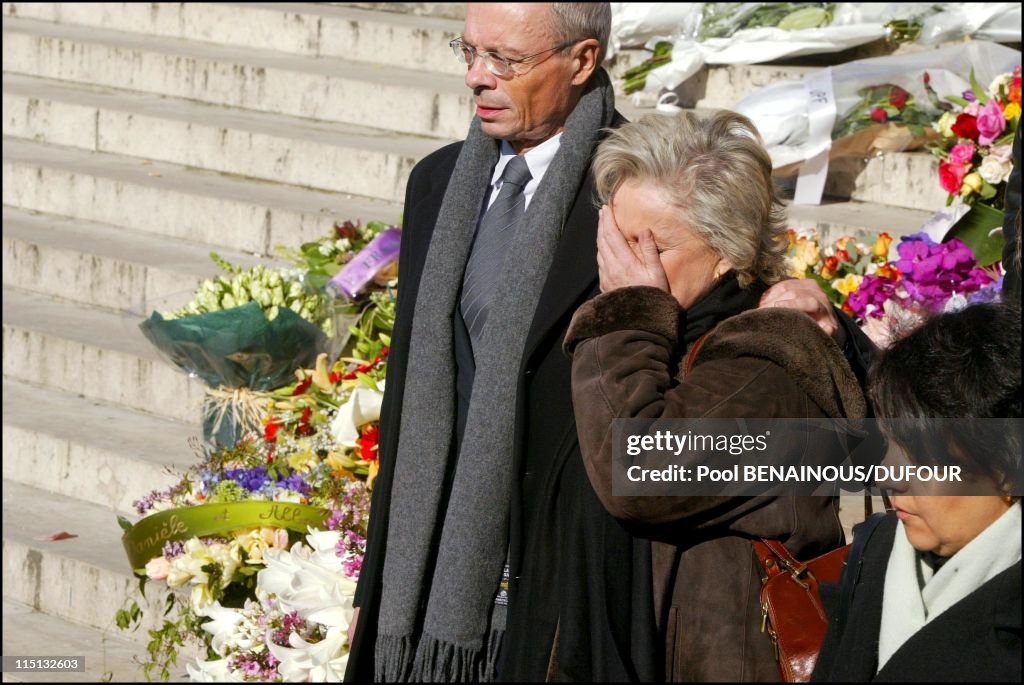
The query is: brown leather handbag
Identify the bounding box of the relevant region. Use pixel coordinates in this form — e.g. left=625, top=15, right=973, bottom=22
left=751, top=539, right=849, bottom=682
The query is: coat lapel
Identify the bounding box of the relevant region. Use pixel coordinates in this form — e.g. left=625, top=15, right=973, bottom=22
left=522, top=170, right=600, bottom=365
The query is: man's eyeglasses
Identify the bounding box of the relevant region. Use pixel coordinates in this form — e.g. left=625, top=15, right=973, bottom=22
left=450, top=37, right=578, bottom=77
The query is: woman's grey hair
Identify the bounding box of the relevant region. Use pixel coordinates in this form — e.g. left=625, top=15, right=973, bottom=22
left=550, top=3, right=611, bottom=65
left=592, top=110, right=789, bottom=287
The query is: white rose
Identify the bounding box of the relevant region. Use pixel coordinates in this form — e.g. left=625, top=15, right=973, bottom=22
left=978, top=155, right=1012, bottom=185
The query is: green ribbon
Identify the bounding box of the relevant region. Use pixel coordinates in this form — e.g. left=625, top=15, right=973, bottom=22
left=121, top=501, right=329, bottom=570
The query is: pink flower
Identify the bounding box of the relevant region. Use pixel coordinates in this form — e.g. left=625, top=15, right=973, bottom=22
left=949, top=143, right=975, bottom=164
left=938, top=161, right=969, bottom=195
left=976, top=100, right=1007, bottom=146
left=989, top=144, right=1013, bottom=163
left=963, top=101, right=982, bottom=117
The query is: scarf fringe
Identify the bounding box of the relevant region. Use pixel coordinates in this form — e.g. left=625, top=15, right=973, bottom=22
left=411, top=633, right=481, bottom=682
left=375, top=633, right=416, bottom=682
left=375, top=631, right=504, bottom=682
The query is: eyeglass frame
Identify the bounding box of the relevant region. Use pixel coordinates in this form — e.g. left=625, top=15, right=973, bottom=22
left=449, top=36, right=580, bottom=77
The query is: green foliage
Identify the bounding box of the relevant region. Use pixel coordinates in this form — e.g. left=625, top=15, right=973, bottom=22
left=621, top=41, right=673, bottom=95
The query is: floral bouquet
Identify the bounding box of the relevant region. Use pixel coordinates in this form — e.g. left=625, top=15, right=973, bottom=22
left=786, top=229, right=896, bottom=314
left=831, top=78, right=936, bottom=142
left=118, top=289, right=394, bottom=681
left=933, top=66, right=1020, bottom=207
left=140, top=252, right=343, bottom=446
left=274, top=220, right=399, bottom=295
left=930, top=65, right=1020, bottom=265
left=787, top=229, right=1002, bottom=347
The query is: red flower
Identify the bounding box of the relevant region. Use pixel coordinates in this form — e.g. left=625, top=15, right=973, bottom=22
left=342, top=349, right=390, bottom=380
left=297, top=406, right=313, bottom=436
left=358, top=425, right=380, bottom=462
left=292, top=376, right=313, bottom=396
left=836, top=249, right=851, bottom=264
left=329, top=371, right=342, bottom=384
left=334, top=220, right=359, bottom=240
left=889, top=87, right=909, bottom=109
left=950, top=113, right=979, bottom=141
left=870, top=107, right=888, bottom=123
left=938, top=161, right=969, bottom=195
left=265, top=419, right=282, bottom=443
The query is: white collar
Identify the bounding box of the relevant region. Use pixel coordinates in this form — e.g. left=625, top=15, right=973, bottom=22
left=878, top=502, right=1022, bottom=672
left=488, top=133, right=563, bottom=210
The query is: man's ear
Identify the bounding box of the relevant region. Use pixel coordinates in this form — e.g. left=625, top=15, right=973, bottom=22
left=570, top=38, right=602, bottom=86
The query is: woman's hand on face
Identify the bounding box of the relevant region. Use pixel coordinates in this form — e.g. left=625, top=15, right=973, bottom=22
left=597, top=205, right=671, bottom=294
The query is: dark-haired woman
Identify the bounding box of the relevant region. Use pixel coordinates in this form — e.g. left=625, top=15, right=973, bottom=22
left=813, top=303, right=1022, bottom=682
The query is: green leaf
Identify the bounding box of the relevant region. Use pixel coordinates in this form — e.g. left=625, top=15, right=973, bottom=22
left=944, top=203, right=1005, bottom=266
left=778, top=6, right=830, bottom=31
left=117, top=515, right=134, bottom=531
left=968, top=68, right=990, bottom=105
left=945, top=95, right=970, bottom=108
left=979, top=179, right=998, bottom=200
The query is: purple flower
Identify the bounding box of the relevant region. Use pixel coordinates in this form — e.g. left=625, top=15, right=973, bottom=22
left=276, top=472, right=310, bottom=495
left=962, top=89, right=976, bottom=102
left=223, top=466, right=270, bottom=492
left=976, top=99, right=1007, bottom=146
left=161, top=540, right=185, bottom=559
left=847, top=274, right=901, bottom=320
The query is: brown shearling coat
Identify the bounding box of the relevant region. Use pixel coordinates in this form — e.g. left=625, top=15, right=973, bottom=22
left=564, top=286, right=868, bottom=682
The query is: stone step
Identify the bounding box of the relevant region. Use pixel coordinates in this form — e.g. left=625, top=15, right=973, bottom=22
left=826, top=152, right=946, bottom=213
left=2, top=137, right=403, bottom=256
left=2, top=287, right=206, bottom=424
left=2, top=597, right=169, bottom=682
left=1, top=14, right=474, bottom=139
left=1, top=2, right=466, bottom=77
left=342, top=2, right=467, bottom=21
left=2, top=377, right=194, bottom=514
left=785, top=197, right=932, bottom=244
left=2, top=206, right=265, bottom=315
left=2, top=73, right=449, bottom=203
left=2, top=480, right=183, bottom=639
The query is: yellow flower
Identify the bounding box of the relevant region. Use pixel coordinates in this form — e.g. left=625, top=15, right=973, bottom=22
left=287, top=448, right=319, bottom=473
left=961, top=172, right=983, bottom=196
left=872, top=232, right=893, bottom=259
left=936, top=111, right=957, bottom=138
left=833, top=274, right=863, bottom=296
left=326, top=449, right=356, bottom=478
left=787, top=236, right=821, bottom=277
left=1004, top=102, right=1021, bottom=122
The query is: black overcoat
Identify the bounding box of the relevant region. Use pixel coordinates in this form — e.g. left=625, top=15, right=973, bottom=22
left=346, top=114, right=660, bottom=683
left=813, top=513, right=1022, bottom=682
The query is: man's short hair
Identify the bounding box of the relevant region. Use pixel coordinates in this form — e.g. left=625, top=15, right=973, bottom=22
left=550, top=3, right=611, bottom=65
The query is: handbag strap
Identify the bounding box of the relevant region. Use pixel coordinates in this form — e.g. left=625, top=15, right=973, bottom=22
left=754, top=538, right=808, bottom=575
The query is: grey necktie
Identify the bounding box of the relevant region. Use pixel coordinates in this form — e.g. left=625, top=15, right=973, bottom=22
left=460, top=155, right=533, bottom=345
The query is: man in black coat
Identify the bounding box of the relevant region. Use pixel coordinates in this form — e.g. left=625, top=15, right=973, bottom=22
left=346, top=4, right=864, bottom=682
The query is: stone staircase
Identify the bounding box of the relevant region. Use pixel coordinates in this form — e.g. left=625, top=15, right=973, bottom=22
left=3, top=3, right=942, bottom=680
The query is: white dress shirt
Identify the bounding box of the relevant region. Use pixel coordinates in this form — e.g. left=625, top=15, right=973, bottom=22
left=485, top=133, right=563, bottom=212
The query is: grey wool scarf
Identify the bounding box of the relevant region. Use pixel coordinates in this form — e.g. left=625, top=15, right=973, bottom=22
left=375, top=68, right=616, bottom=683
